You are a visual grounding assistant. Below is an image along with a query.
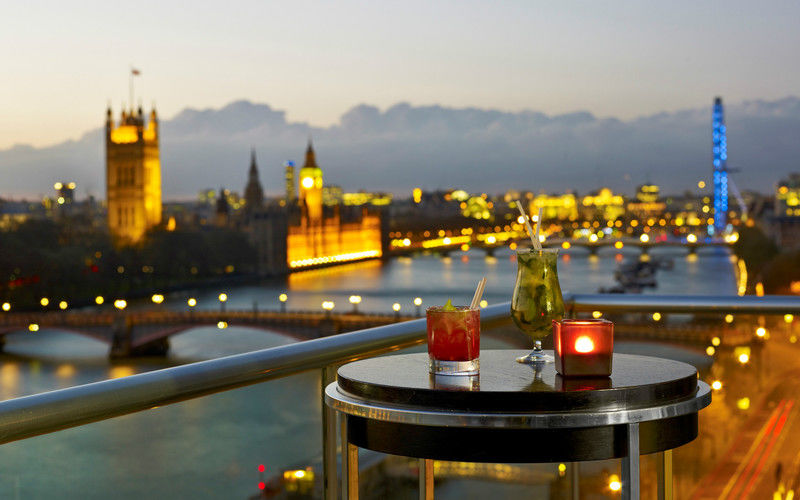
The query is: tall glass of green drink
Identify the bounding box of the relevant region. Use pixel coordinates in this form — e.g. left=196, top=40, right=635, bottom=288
left=511, top=248, right=565, bottom=364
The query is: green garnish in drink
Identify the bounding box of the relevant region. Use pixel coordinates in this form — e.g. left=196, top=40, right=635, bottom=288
left=442, top=299, right=456, bottom=312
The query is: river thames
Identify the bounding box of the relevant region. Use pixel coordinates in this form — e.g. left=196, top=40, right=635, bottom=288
left=0, top=246, right=739, bottom=498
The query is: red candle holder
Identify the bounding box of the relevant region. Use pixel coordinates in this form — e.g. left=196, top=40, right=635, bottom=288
left=552, top=319, right=614, bottom=377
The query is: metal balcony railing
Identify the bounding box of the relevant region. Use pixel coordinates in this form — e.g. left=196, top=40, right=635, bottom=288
left=0, top=293, right=798, bottom=498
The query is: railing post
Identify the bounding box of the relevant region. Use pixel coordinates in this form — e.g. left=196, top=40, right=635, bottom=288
left=322, top=365, right=338, bottom=500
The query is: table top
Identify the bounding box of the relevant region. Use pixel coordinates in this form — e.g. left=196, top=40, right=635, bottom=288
left=336, top=350, right=700, bottom=414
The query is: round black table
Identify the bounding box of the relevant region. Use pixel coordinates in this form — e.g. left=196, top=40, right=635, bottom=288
left=325, top=350, right=711, bottom=500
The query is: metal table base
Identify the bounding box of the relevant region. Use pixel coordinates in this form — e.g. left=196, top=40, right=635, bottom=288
left=327, top=382, right=709, bottom=499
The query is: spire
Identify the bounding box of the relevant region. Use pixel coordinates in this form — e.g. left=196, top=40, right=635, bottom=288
left=303, top=137, right=318, bottom=169
left=249, top=148, right=258, bottom=176
left=244, top=148, right=264, bottom=211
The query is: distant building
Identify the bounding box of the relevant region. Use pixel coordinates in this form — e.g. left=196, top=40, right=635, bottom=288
left=284, top=161, right=297, bottom=203
left=635, top=184, right=659, bottom=203
left=776, top=174, right=800, bottom=217
left=54, top=182, right=76, bottom=205
left=249, top=141, right=383, bottom=275
left=774, top=173, right=800, bottom=248
left=580, top=188, right=625, bottom=221
left=342, top=191, right=393, bottom=207
left=288, top=141, right=382, bottom=270
left=627, top=184, right=666, bottom=219
left=215, top=188, right=229, bottom=227
left=105, top=105, right=162, bottom=245
left=530, top=192, right=578, bottom=221
left=243, top=149, right=264, bottom=218
left=322, top=185, right=343, bottom=206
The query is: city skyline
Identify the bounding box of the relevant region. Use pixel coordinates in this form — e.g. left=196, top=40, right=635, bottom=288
left=1, top=0, right=799, bottom=149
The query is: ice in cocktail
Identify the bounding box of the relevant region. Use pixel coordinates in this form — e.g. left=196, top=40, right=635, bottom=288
left=426, top=301, right=480, bottom=375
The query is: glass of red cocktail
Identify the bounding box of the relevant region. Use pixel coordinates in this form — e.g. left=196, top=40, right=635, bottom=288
left=426, top=305, right=480, bottom=375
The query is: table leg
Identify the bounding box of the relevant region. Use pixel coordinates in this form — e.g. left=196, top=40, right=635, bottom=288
left=340, top=416, right=350, bottom=499
left=419, top=459, right=434, bottom=500
left=621, top=422, right=640, bottom=500
left=656, top=449, right=673, bottom=500
left=567, top=462, right=579, bottom=500
left=322, top=367, right=338, bottom=500
left=347, top=441, right=359, bottom=500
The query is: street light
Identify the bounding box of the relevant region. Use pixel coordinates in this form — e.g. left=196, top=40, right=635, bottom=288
left=322, top=300, right=335, bottom=317
left=1, top=302, right=10, bottom=312
left=392, top=302, right=401, bottom=318
left=414, top=297, right=423, bottom=317
left=114, top=299, right=127, bottom=311
left=40, top=297, right=49, bottom=307
left=95, top=296, right=104, bottom=305
left=151, top=294, right=164, bottom=305
left=187, top=298, right=197, bottom=307
left=349, top=295, right=362, bottom=314
left=59, top=301, right=68, bottom=310
left=279, top=293, right=288, bottom=312
left=219, top=293, right=228, bottom=312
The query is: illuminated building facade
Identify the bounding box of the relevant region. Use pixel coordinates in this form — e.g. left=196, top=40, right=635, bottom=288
left=342, top=191, right=393, bottom=207
left=581, top=188, right=625, bottom=221
left=774, top=173, right=800, bottom=249
left=712, top=97, right=729, bottom=232
left=322, top=185, right=343, bottom=206
left=627, top=184, right=665, bottom=219
left=105, top=105, right=162, bottom=245
left=635, top=184, right=659, bottom=203
left=530, top=193, right=578, bottom=220
left=54, top=182, right=76, bottom=205
left=776, top=174, right=800, bottom=217
left=298, top=141, right=323, bottom=226
left=285, top=141, right=383, bottom=269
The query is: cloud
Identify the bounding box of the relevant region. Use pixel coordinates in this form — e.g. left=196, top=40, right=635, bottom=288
left=1, top=97, right=798, bottom=200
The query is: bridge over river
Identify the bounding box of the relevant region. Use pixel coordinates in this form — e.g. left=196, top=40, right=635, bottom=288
left=389, top=234, right=731, bottom=257
left=0, top=307, right=756, bottom=358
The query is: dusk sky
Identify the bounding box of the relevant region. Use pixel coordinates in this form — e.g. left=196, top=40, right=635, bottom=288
left=2, top=0, right=799, bottom=150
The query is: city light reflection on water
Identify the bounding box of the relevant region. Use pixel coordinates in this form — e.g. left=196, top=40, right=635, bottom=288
left=0, top=246, right=769, bottom=498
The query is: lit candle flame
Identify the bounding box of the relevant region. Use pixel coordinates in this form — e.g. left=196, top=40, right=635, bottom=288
left=574, top=336, right=595, bottom=353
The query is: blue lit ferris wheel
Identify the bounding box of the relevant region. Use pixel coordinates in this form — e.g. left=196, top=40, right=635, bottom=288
left=712, top=97, right=728, bottom=233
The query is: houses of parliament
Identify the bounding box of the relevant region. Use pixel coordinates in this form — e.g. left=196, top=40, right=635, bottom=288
left=105, top=105, right=162, bottom=244
left=104, top=105, right=383, bottom=274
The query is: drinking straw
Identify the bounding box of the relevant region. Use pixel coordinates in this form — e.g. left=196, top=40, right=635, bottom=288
left=534, top=207, right=543, bottom=246
left=470, top=277, right=487, bottom=309
left=515, top=200, right=541, bottom=250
